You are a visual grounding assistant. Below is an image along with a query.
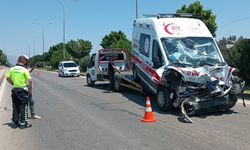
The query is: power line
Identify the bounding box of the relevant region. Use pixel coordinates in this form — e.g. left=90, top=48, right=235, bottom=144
left=222, top=16, right=250, bottom=26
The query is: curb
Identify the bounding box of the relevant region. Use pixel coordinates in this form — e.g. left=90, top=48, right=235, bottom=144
left=0, top=69, right=7, bottom=105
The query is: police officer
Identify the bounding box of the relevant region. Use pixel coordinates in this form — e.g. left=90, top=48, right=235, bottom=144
left=6, top=55, right=32, bottom=129
left=108, top=57, right=120, bottom=91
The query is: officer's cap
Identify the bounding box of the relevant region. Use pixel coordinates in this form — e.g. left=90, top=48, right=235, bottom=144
left=21, top=55, right=29, bottom=60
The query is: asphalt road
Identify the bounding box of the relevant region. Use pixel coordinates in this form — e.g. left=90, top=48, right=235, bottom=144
left=0, top=70, right=250, bottom=150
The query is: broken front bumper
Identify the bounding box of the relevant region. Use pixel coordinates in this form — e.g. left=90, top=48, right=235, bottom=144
left=187, top=94, right=237, bottom=115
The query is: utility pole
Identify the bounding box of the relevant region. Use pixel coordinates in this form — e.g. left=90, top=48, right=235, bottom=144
left=33, top=37, right=36, bottom=56
left=28, top=46, right=31, bottom=58
left=136, top=0, right=139, bottom=19
left=56, top=0, right=66, bottom=60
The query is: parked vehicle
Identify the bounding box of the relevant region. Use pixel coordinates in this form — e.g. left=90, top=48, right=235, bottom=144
left=58, top=61, right=80, bottom=77
left=86, top=49, right=129, bottom=86
left=131, top=13, right=245, bottom=121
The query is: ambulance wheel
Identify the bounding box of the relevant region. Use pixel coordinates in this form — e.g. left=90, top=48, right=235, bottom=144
left=157, top=87, right=174, bottom=111
left=87, top=75, right=95, bottom=86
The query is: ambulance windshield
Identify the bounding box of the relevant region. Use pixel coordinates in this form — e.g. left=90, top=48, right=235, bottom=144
left=161, top=37, right=225, bottom=67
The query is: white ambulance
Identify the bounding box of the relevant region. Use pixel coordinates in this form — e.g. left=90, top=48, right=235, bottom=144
left=132, top=14, right=244, bottom=115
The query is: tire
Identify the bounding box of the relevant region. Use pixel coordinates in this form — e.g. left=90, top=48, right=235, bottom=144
left=133, top=65, right=139, bottom=81
left=86, top=75, right=95, bottom=86
left=114, top=78, right=122, bottom=92
left=157, top=87, right=174, bottom=111
left=58, top=73, right=61, bottom=77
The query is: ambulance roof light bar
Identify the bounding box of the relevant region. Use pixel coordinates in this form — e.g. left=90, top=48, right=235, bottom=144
left=143, top=13, right=192, bottom=19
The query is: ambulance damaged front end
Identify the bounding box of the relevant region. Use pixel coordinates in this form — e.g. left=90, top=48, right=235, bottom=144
left=160, top=37, right=245, bottom=122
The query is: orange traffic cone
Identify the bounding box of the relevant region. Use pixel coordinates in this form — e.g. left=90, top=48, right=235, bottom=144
left=141, top=96, right=157, bottom=123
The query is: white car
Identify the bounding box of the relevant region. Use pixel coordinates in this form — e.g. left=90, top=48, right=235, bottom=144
left=58, top=61, right=80, bottom=77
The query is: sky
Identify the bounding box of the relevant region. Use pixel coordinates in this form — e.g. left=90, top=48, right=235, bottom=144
left=0, top=0, right=250, bottom=62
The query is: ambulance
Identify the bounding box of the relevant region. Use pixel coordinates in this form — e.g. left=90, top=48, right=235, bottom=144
left=132, top=13, right=245, bottom=119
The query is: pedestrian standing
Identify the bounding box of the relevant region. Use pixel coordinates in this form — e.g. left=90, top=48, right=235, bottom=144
left=108, top=57, right=120, bottom=91
left=6, top=55, right=32, bottom=129
left=27, top=64, right=41, bottom=119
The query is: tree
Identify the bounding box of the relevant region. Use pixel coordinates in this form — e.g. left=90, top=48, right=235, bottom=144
left=50, top=50, right=70, bottom=68
left=0, top=49, right=8, bottom=65
left=100, top=31, right=132, bottom=59
left=29, top=54, right=43, bottom=67
left=109, top=39, right=132, bottom=58
left=100, top=31, right=128, bottom=48
left=66, top=39, right=92, bottom=63
left=79, top=55, right=91, bottom=71
left=177, top=1, right=217, bottom=37
left=47, top=43, right=64, bottom=60
left=218, top=35, right=237, bottom=46
left=228, top=38, right=250, bottom=82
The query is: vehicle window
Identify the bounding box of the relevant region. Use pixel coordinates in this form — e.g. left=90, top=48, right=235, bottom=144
left=89, top=54, right=96, bottom=67
left=99, top=52, right=125, bottom=61
left=63, top=63, right=77, bottom=68
left=161, top=37, right=223, bottom=67
left=139, top=33, right=150, bottom=57
left=152, top=40, right=164, bottom=69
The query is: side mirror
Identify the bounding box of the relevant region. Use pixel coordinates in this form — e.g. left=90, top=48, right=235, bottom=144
left=152, top=56, right=161, bottom=68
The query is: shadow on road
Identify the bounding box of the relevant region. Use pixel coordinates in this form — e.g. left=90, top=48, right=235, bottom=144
left=84, top=82, right=244, bottom=123
left=194, top=109, right=242, bottom=119
left=2, top=122, right=17, bottom=129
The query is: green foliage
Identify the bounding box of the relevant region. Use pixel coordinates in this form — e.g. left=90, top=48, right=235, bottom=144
left=228, top=38, right=250, bottom=82
left=79, top=55, right=91, bottom=71
left=217, top=35, right=237, bottom=45
left=66, top=39, right=92, bottom=62
left=30, top=39, right=92, bottom=68
left=35, top=61, right=44, bottom=68
left=29, top=54, right=43, bottom=66
left=177, top=1, right=217, bottom=37
left=100, top=31, right=128, bottom=48
left=0, top=49, right=8, bottom=65
left=50, top=50, right=70, bottom=68
left=100, top=31, right=132, bottom=59
left=109, top=39, right=132, bottom=58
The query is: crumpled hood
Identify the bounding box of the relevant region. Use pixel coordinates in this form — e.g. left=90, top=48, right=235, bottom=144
left=168, top=65, right=235, bottom=85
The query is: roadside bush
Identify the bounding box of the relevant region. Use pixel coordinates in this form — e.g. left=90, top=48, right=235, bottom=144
left=79, top=55, right=90, bottom=71
left=50, top=50, right=70, bottom=68
left=228, top=39, right=250, bottom=82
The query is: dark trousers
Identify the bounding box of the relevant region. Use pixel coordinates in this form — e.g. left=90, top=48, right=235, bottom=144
left=11, top=88, right=29, bottom=125
left=29, top=95, right=35, bottom=116
left=109, top=73, right=115, bottom=90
